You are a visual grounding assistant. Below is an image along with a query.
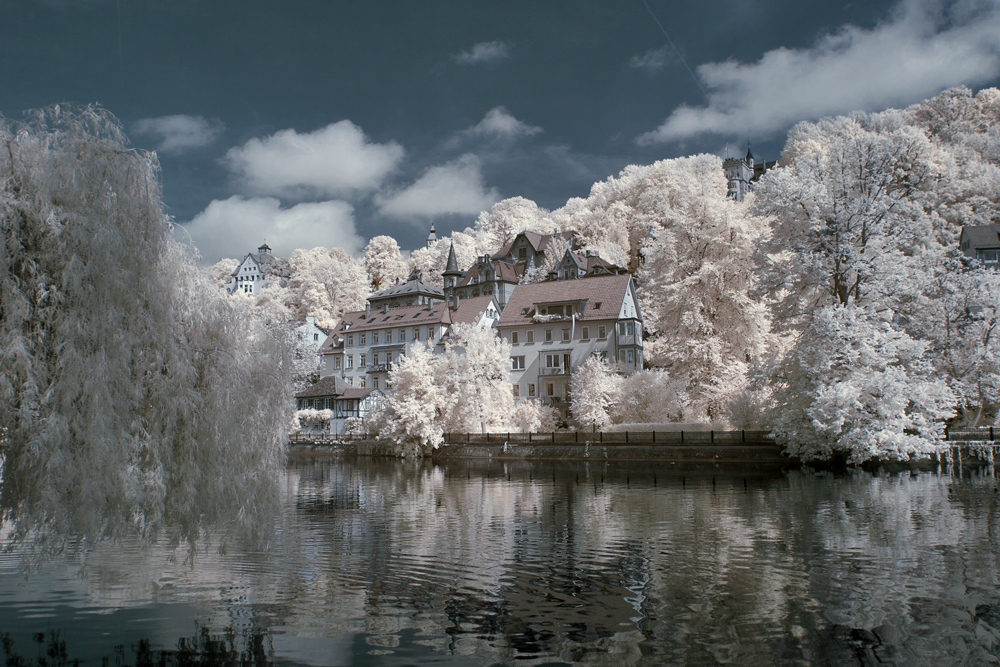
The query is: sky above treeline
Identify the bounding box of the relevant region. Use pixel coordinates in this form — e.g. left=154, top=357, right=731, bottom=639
left=3, top=0, right=1000, bottom=263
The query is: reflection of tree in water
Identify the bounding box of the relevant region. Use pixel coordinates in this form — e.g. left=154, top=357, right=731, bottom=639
left=0, top=624, right=274, bottom=666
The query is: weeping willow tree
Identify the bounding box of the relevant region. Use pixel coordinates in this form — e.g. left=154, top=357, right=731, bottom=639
left=0, top=106, right=291, bottom=560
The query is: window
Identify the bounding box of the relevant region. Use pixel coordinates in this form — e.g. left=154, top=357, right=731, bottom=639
left=527, top=330, right=534, bottom=343
left=562, top=328, right=570, bottom=341
left=360, top=354, right=366, bottom=367
left=413, top=327, right=420, bottom=340
left=582, top=327, right=589, bottom=339
left=373, top=353, right=380, bottom=365
left=347, top=355, right=354, bottom=369
left=325, top=398, right=332, bottom=410
left=522, top=307, right=530, bottom=315
left=628, top=350, right=634, bottom=363
left=335, top=356, right=342, bottom=369
left=360, top=333, right=366, bottom=345
left=314, top=333, right=319, bottom=342
left=511, top=331, right=519, bottom=344
left=598, top=326, right=607, bottom=339
left=547, top=383, right=554, bottom=396
left=400, top=329, right=406, bottom=341
left=360, top=377, right=366, bottom=388
left=513, top=384, right=520, bottom=397
left=347, top=334, right=354, bottom=346
left=386, top=330, right=392, bottom=342
left=619, top=350, right=626, bottom=362
left=545, top=329, right=552, bottom=342
left=386, top=351, right=392, bottom=364
left=374, top=377, right=379, bottom=389
left=373, top=331, right=379, bottom=343
left=545, top=354, right=561, bottom=368
left=511, top=356, right=525, bottom=370
left=518, top=248, right=527, bottom=259
left=627, top=323, right=634, bottom=335
left=528, top=383, right=536, bottom=397
left=593, top=301, right=602, bottom=310
left=619, top=323, right=627, bottom=336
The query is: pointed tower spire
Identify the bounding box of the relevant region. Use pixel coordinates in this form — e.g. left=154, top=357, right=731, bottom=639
left=442, top=242, right=463, bottom=299
left=426, top=223, right=438, bottom=247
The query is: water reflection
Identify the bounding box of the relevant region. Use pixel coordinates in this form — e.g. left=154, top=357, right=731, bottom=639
left=2, top=459, right=1000, bottom=664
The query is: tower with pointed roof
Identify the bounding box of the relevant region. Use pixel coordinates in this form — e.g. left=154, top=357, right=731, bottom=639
left=442, top=242, right=463, bottom=301
left=426, top=224, right=438, bottom=247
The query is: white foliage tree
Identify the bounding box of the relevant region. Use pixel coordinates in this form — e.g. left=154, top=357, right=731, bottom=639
left=287, top=246, right=369, bottom=328
left=440, top=322, right=513, bottom=434
left=635, top=155, right=773, bottom=419
left=364, top=235, right=408, bottom=290
left=0, top=106, right=291, bottom=557
left=571, top=356, right=623, bottom=430
left=616, top=370, right=688, bottom=424
left=769, top=306, right=954, bottom=463
left=382, top=341, right=446, bottom=456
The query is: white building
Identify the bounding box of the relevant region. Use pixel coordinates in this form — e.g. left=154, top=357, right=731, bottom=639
left=225, top=243, right=287, bottom=295
left=496, top=273, right=643, bottom=416
left=319, top=275, right=501, bottom=391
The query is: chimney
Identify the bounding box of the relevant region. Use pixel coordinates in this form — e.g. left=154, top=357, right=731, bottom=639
left=365, top=303, right=371, bottom=318
left=452, top=292, right=460, bottom=311
left=383, top=304, right=389, bottom=314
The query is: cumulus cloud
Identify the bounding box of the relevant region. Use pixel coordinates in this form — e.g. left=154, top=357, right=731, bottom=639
left=183, top=196, right=363, bottom=262
left=454, top=41, right=510, bottom=65
left=630, top=46, right=673, bottom=72
left=376, top=154, right=500, bottom=219
left=224, top=120, right=404, bottom=198
left=132, top=115, right=223, bottom=154
left=638, top=0, right=1000, bottom=143
left=460, top=106, right=542, bottom=139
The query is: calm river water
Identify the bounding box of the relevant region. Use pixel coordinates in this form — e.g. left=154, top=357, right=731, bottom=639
left=3, top=457, right=1000, bottom=665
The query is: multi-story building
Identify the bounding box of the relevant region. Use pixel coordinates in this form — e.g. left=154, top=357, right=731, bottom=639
left=723, top=147, right=775, bottom=201
left=319, top=276, right=501, bottom=390
left=551, top=248, right=621, bottom=280
left=960, top=224, right=1000, bottom=268
left=496, top=273, right=643, bottom=416
left=449, top=250, right=521, bottom=309
left=494, top=230, right=578, bottom=268
left=225, top=243, right=288, bottom=295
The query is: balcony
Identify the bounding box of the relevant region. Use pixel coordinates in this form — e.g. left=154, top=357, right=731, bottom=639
left=367, top=363, right=390, bottom=373
left=539, top=366, right=570, bottom=376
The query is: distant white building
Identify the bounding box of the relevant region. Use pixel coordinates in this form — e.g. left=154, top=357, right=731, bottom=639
left=723, top=147, right=775, bottom=201
left=295, top=316, right=329, bottom=350
left=225, top=243, right=288, bottom=295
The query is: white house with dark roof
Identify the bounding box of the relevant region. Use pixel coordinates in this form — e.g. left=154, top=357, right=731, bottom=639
left=225, top=243, right=288, bottom=295
left=319, top=274, right=501, bottom=390
left=294, top=376, right=385, bottom=435
left=496, top=273, right=643, bottom=415
left=960, top=224, right=1000, bottom=268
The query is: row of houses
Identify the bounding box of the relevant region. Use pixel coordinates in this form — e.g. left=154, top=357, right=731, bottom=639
left=269, top=230, right=643, bottom=433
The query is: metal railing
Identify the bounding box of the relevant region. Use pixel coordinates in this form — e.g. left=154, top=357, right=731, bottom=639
left=441, top=430, right=775, bottom=446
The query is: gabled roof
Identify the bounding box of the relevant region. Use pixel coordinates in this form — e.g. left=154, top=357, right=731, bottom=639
left=230, top=250, right=284, bottom=278
left=327, top=304, right=454, bottom=340
left=457, top=258, right=520, bottom=287
left=497, top=273, right=636, bottom=326
left=369, top=278, right=444, bottom=301
left=449, top=295, right=500, bottom=324
left=559, top=250, right=620, bottom=276
left=296, top=377, right=378, bottom=401
left=495, top=230, right=576, bottom=259
left=961, top=224, right=1000, bottom=249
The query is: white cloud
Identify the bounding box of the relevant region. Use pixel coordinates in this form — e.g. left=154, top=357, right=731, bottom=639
left=638, top=0, right=1000, bottom=143
left=376, top=155, right=500, bottom=219
left=132, top=115, right=223, bottom=154
left=183, top=196, right=363, bottom=262
left=630, top=46, right=672, bottom=72
left=460, top=106, right=542, bottom=139
left=454, top=41, right=510, bottom=65
left=224, top=121, right=404, bottom=198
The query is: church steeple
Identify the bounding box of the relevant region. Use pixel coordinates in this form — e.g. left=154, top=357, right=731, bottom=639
left=426, top=224, right=438, bottom=247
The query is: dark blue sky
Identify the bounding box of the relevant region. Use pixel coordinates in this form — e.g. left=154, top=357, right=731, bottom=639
left=4, top=0, right=999, bottom=261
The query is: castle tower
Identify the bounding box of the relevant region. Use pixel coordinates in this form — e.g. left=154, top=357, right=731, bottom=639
left=426, top=224, right=438, bottom=247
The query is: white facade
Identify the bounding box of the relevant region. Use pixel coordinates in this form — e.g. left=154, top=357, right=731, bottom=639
left=497, top=274, right=643, bottom=415
left=225, top=243, right=282, bottom=295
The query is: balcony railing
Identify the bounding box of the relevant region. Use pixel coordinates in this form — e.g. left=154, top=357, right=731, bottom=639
left=539, top=366, right=569, bottom=376
left=367, top=363, right=390, bottom=373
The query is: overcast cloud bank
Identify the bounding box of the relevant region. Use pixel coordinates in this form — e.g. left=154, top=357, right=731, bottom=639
left=639, top=0, right=1000, bottom=142
left=377, top=154, right=500, bottom=220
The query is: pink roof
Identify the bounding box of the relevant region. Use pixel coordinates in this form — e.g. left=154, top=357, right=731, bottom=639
left=450, top=295, right=499, bottom=324
left=497, top=274, right=635, bottom=326
left=456, top=259, right=520, bottom=287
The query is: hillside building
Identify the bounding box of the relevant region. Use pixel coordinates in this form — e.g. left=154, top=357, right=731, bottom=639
left=225, top=243, right=288, bottom=295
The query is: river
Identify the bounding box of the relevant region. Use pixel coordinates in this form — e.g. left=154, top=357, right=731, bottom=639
left=2, top=457, right=999, bottom=665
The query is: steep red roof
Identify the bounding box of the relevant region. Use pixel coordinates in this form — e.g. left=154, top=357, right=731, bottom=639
left=456, top=258, right=520, bottom=287
left=497, top=274, right=634, bottom=326
left=330, top=304, right=453, bottom=338
left=449, top=295, right=500, bottom=324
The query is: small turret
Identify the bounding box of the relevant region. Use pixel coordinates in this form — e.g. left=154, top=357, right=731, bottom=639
left=426, top=224, right=438, bottom=247
left=442, top=242, right=462, bottom=290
